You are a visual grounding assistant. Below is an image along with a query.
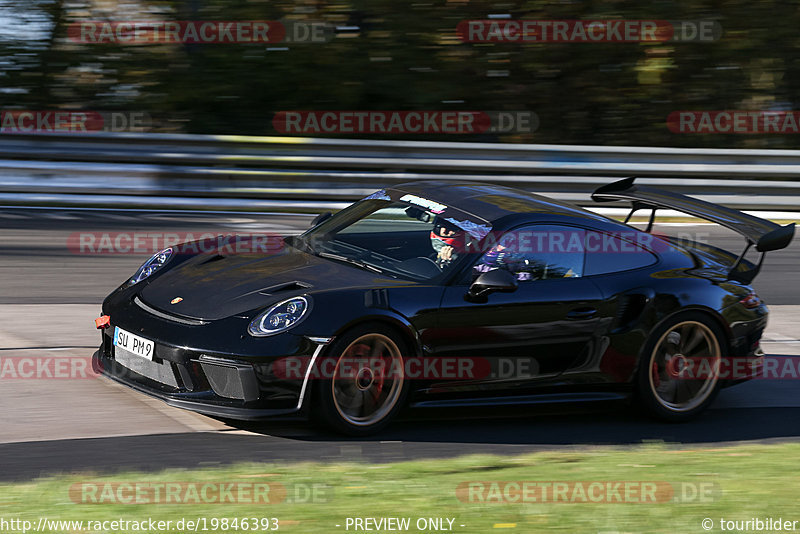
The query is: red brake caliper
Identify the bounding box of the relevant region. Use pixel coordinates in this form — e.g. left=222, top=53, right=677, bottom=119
left=651, top=361, right=661, bottom=387
left=371, top=354, right=387, bottom=399
left=372, top=357, right=386, bottom=400
left=343, top=343, right=370, bottom=383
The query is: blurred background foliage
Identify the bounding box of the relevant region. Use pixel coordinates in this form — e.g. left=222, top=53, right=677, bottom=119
left=1, top=0, right=799, bottom=146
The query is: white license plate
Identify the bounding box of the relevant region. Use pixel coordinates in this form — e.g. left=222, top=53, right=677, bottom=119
left=114, top=326, right=154, bottom=361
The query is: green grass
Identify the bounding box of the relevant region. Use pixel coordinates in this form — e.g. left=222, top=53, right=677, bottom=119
left=1, top=442, right=799, bottom=533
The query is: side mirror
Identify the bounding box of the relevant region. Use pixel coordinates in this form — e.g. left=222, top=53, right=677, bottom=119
left=310, top=211, right=332, bottom=228
left=467, top=269, right=518, bottom=301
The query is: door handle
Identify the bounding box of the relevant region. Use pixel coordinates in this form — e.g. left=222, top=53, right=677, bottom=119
left=566, top=307, right=597, bottom=320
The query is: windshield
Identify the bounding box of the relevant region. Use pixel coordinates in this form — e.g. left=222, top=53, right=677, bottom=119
left=293, top=191, right=492, bottom=281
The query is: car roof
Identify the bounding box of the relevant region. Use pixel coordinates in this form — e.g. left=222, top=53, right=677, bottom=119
left=391, top=180, right=614, bottom=227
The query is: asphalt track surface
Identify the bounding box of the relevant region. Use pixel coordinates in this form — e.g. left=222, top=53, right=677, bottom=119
left=0, top=207, right=798, bottom=481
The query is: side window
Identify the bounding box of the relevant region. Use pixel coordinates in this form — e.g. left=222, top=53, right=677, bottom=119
left=474, top=225, right=585, bottom=281
left=584, top=231, right=657, bottom=276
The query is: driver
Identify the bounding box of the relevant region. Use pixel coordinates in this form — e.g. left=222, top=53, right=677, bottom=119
left=430, top=218, right=466, bottom=267
left=475, top=242, right=531, bottom=280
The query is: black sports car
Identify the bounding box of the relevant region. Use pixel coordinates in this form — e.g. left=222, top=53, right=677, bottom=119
left=93, top=178, right=794, bottom=435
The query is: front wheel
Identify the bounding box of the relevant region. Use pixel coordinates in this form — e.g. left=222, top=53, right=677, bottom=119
left=313, top=324, right=409, bottom=436
left=636, top=312, right=726, bottom=422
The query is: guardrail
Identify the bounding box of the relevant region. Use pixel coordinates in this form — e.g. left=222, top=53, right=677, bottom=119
left=1, top=131, right=799, bottom=212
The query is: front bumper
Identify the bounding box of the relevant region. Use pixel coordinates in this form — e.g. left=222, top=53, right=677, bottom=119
left=94, top=350, right=306, bottom=420
left=94, top=295, right=331, bottom=421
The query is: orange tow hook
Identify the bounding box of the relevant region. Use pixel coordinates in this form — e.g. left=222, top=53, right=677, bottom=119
left=95, top=315, right=111, bottom=330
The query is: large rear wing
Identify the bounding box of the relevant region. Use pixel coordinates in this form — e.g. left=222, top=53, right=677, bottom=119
left=592, top=176, right=795, bottom=283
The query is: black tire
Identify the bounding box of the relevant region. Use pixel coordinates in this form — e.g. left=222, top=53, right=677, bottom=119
left=635, top=311, right=727, bottom=422
left=312, top=323, right=410, bottom=436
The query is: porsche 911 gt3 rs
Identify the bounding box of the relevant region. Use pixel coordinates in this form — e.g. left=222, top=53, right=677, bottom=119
left=93, top=177, right=794, bottom=435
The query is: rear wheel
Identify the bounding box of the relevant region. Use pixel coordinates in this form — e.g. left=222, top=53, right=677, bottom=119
left=313, top=324, right=409, bottom=436
left=636, top=312, right=726, bottom=422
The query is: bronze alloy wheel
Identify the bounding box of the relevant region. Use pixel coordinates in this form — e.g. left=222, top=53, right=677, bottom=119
left=647, top=320, right=722, bottom=412
left=331, top=333, right=405, bottom=427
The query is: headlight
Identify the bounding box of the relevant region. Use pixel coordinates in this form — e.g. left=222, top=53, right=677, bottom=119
left=131, top=247, right=173, bottom=284
left=248, top=296, right=310, bottom=337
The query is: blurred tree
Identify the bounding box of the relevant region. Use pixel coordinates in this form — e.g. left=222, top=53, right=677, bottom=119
left=0, top=0, right=799, bottom=147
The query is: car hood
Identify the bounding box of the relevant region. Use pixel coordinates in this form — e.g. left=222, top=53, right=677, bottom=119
left=139, top=247, right=402, bottom=321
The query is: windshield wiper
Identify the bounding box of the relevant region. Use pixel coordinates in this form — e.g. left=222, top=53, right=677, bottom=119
left=318, top=252, right=384, bottom=274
